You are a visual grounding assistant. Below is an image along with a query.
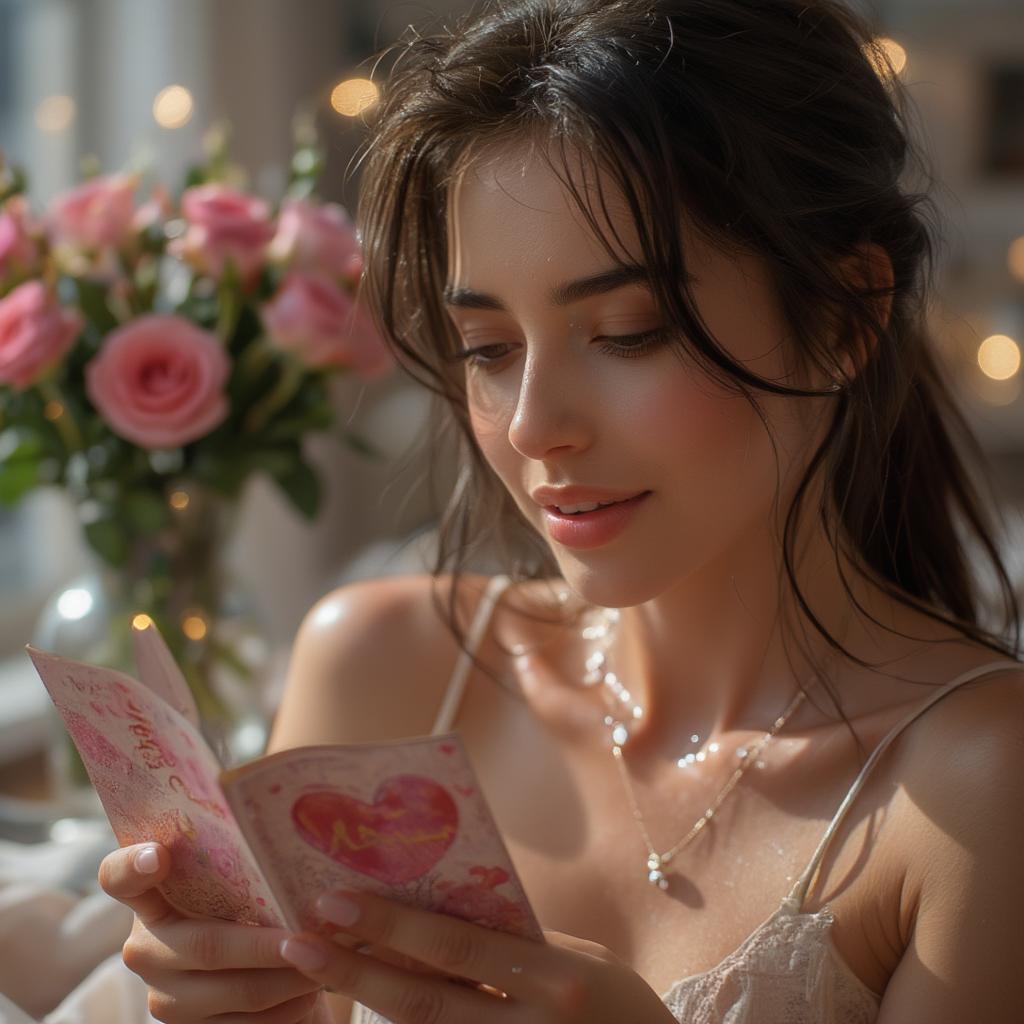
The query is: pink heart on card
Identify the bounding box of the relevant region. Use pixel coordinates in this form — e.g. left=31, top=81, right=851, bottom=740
left=292, top=775, right=459, bottom=885
left=439, top=743, right=456, bottom=754
left=455, top=785, right=475, bottom=797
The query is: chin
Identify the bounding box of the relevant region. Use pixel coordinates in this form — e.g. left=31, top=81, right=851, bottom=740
left=552, top=555, right=667, bottom=610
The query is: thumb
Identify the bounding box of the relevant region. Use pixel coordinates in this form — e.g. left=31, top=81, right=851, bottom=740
left=97, top=842, right=178, bottom=928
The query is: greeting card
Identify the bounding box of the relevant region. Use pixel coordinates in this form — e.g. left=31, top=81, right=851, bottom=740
left=26, top=624, right=543, bottom=955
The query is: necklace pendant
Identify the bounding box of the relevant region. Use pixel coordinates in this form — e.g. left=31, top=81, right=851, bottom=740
left=646, top=852, right=670, bottom=890
left=647, top=866, right=670, bottom=889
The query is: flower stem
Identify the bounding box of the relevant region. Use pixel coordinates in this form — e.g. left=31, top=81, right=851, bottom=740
left=236, top=335, right=275, bottom=384
left=216, top=277, right=241, bottom=344
left=244, top=357, right=305, bottom=434
left=37, top=378, right=84, bottom=454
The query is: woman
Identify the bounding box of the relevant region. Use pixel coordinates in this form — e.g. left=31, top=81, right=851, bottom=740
left=98, top=0, right=1024, bottom=1021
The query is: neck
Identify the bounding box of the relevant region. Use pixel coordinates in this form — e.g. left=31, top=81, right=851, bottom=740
left=600, top=516, right=915, bottom=762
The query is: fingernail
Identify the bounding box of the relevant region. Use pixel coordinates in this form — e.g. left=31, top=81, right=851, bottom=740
left=280, top=937, right=328, bottom=972
left=316, top=892, right=360, bottom=927
left=134, top=845, right=159, bottom=874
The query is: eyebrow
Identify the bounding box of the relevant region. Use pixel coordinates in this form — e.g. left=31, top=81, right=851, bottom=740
left=442, top=264, right=661, bottom=311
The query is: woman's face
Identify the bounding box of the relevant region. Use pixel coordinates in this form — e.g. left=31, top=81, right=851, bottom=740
left=445, top=143, right=828, bottom=608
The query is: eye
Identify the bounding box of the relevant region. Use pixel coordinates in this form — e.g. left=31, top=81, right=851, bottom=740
left=447, top=327, right=672, bottom=370
left=446, top=342, right=515, bottom=368
left=594, top=327, right=672, bottom=359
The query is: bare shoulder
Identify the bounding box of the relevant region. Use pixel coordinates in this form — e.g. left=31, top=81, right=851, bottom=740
left=888, top=655, right=1024, bottom=847
left=266, top=572, right=505, bottom=753
left=873, top=660, right=1024, bottom=1017
left=898, top=657, right=1024, bottom=778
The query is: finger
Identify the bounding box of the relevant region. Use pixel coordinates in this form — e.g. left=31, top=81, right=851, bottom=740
left=124, top=916, right=307, bottom=972
left=145, top=966, right=323, bottom=1019
left=310, top=889, right=553, bottom=1001
left=279, top=933, right=514, bottom=1024
left=151, top=987, right=322, bottom=1024
left=97, top=842, right=178, bottom=927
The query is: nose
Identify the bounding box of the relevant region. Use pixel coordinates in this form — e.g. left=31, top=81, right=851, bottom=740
left=506, top=348, right=591, bottom=460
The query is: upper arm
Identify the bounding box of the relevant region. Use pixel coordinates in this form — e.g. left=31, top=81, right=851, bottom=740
left=266, top=573, right=478, bottom=1024
left=266, top=573, right=466, bottom=755
left=876, top=669, right=1024, bottom=1020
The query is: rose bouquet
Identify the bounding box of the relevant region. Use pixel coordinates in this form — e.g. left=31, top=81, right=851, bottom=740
left=0, top=125, right=393, bottom=765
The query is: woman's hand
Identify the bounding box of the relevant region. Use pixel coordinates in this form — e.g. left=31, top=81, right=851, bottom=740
left=278, top=887, right=678, bottom=1023
left=98, top=842, right=327, bottom=1023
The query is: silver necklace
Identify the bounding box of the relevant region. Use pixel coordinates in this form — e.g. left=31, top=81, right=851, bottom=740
left=582, top=606, right=807, bottom=890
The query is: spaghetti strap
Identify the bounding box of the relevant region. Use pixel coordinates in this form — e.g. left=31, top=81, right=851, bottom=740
left=429, top=574, right=513, bottom=736
left=785, top=657, right=1024, bottom=910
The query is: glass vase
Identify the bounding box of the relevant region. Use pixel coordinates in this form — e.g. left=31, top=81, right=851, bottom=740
left=32, top=480, right=273, bottom=817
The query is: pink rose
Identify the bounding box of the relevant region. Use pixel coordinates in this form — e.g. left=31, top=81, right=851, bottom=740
left=260, top=271, right=393, bottom=376
left=267, top=198, right=363, bottom=282
left=48, top=174, right=138, bottom=250
left=0, top=281, right=82, bottom=390
left=169, top=184, right=274, bottom=285
left=0, top=196, right=40, bottom=276
left=85, top=314, right=231, bottom=448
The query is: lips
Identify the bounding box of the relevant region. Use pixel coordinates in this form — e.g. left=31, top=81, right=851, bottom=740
left=531, top=485, right=651, bottom=509
left=542, top=491, right=652, bottom=549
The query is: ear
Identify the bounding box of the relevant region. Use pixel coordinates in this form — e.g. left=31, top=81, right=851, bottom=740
left=832, top=241, right=894, bottom=382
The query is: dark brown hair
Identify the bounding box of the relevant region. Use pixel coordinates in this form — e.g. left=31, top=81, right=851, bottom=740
left=352, top=0, right=1022, bottom=728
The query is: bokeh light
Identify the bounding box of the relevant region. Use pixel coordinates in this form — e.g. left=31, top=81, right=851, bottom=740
left=153, top=85, right=194, bottom=129
left=182, top=612, right=208, bottom=641
left=866, top=36, right=907, bottom=79
left=132, top=614, right=154, bottom=631
left=977, top=334, right=1021, bottom=381
left=57, top=588, right=93, bottom=622
left=331, top=78, right=379, bottom=117
left=35, top=95, right=76, bottom=134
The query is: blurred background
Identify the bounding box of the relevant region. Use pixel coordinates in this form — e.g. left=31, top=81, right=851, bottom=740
left=0, top=0, right=1020, bottom=1019
left=0, top=0, right=1021, bottom=872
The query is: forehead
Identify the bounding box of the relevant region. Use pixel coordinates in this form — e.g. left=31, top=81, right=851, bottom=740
left=445, top=140, right=643, bottom=278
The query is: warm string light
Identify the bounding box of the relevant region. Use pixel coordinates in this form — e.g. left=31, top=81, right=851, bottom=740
left=977, top=334, right=1021, bottom=382
left=35, top=95, right=76, bottom=134
left=865, top=36, right=907, bottom=79
left=153, top=85, right=194, bottom=129
left=331, top=78, right=379, bottom=117
left=182, top=613, right=208, bottom=641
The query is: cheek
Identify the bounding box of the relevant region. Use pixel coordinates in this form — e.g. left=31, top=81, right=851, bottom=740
left=467, top=390, right=517, bottom=478
left=627, top=367, right=752, bottom=458
left=630, top=373, right=774, bottom=506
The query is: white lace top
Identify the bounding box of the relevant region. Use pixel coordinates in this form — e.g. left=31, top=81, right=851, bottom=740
left=351, top=574, right=1024, bottom=1023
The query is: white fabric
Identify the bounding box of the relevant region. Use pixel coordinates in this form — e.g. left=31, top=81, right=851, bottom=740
left=0, top=814, right=153, bottom=1024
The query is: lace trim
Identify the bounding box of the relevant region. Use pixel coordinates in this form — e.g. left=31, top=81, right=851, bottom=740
left=660, top=899, right=882, bottom=1022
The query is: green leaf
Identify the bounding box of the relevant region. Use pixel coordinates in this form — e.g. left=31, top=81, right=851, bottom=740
left=74, top=278, right=119, bottom=333
left=190, top=450, right=249, bottom=498
left=240, top=444, right=298, bottom=478
left=259, top=405, right=334, bottom=443
left=123, top=490, right=172, bottom=534
left=268, top=456, right=321, bottom=519
left=83, top=517, right=130, bottom=568
left=0, top=428, right=45, bottom=505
